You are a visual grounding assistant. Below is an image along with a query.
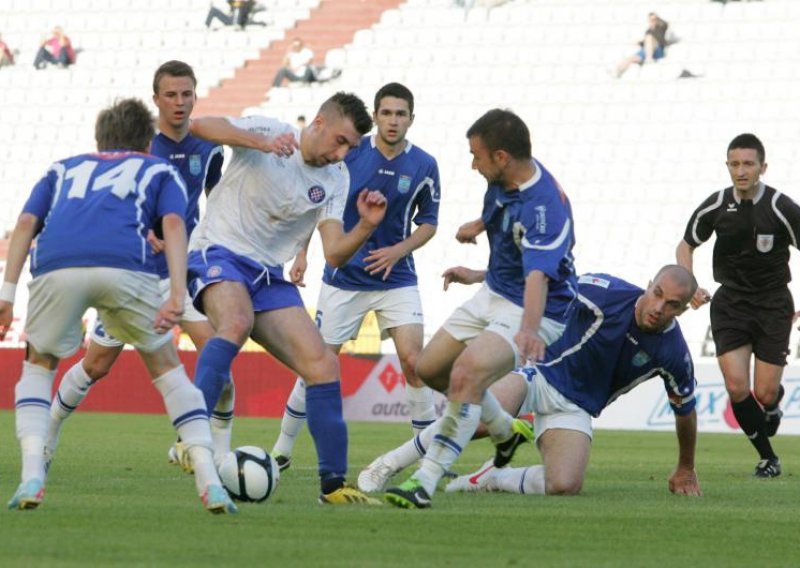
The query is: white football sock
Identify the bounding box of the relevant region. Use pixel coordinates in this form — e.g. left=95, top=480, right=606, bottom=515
left=47, top=359, right=94, bottom=454
left=414, top=401, right=480, bottom=495
left=480, top=390, right=513, bottom=443
left=406, top=383, right=436, bottom=434
left=152, top=365, right=219, bottom=493
left=382, top=417, right=441, bottom=471
left=491, top=465, right=546, bottom=494
left=210, top=378, right=235, bottom=458
left=271, top=378, right=306, bottom=457
left=15, top=361, right=57, bottom=483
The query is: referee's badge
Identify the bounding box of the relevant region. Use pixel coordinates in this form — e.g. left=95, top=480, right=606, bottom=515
left=756, top=234, right=774, bottom=253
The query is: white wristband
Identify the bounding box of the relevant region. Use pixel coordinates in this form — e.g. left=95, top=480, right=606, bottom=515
left=0, top=281, right=17, bottom=303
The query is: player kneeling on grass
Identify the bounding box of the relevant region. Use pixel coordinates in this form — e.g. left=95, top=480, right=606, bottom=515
left=0, top=98, right=237, bottom=514
left=363, top=266, right=701, bottom=500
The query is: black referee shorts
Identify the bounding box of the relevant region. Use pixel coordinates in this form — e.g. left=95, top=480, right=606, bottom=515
left=710, top=285, right=794, bottom=365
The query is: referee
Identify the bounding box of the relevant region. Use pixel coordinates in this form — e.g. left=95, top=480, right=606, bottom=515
left=676, top=133, right=800, bottom=478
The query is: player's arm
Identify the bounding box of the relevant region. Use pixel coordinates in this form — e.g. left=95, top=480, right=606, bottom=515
left=442, top=266, right=486, bottom=290
left=155, top=213, right=187, bottom=333
left=675, top=240, right=711, bottom=309
left=668, top=409, right=702, bottom=496
left=289, top=233, right=312, bottom=287
left=363, top=223, right=436, bottom=281
left=189, top=117, right=297, bottom=157
left=515, top=269, right=549, bottom=363
left=0, top=213, right=41, bottom=339
left=456, top=218, right=485, bottom=244
left=317, top=189, right=387, bottom=268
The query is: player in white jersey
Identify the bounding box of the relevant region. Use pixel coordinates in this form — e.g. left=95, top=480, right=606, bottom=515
left=43, top=61, right=234, bottom=471
left=0, top=98, right=236, bottom=514
left=187, top=92, right=387, bottom=505
left=271, top=83, right=440, bottom=470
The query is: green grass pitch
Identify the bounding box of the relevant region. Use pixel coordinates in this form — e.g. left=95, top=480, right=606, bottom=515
left=0, top=410, right=797, bottom=567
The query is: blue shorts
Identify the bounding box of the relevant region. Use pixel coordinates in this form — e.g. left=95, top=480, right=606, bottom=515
left=636, top=45, right=665, bottom=62
left=188, top=245, right=304, bottom=314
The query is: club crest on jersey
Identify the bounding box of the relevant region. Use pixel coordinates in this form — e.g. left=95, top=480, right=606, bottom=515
left=308, top=185, right=326, bottom=203
left=756, top=234, right=774, bottom=253
left=189, top=155, right=202, bottom=175
left=632, top=350, right=651, bottom=367
left=207, top=265, right=222, bottom=278
left=397, top=175, right=412, bottom=194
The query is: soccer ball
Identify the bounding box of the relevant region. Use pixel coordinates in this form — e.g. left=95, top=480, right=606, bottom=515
left=218, top=446, right=280, bottom=503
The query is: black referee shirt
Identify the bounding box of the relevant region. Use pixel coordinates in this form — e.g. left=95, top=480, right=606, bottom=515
left=683, top=183, right=800, bottom=293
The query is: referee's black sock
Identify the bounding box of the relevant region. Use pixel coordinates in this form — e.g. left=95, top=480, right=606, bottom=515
left=732, top=394, right=777, bottom=460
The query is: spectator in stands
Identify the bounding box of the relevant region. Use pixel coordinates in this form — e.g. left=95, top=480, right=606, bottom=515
left=272, top=38, right=316, bottom=88
left=615, top=12, right=669, bottom=78
left=204, top=0, right=257, bottom=31
left=33, top=26, right=75, bottom=70
left=0, top=33, right=16, bottom=68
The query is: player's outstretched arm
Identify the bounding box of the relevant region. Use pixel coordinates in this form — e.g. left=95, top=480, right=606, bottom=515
left=318, top=189, right=387, bottom=267
left=190, top=117, right=298, bottom=157
left=515, top=270, right=548, bottom=363
left=363, top=223, right=436, bottom=281
left=669, top=410, right=702, bottom=497
left=455, top=218, right=485, bottom=244
left=676, top=240, right=711, bottom=310
left=155, top=213, right=187, bottom=333
left=289, top=248, right=308, bottom=287
left=441, top=266, right=486, bottom=290
left=0, top=213, right=40, bottom=339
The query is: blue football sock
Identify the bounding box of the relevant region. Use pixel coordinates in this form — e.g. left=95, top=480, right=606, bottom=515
left=194, top=337, right=239, bottom=415
left=306, top=381, right=347, bottom=491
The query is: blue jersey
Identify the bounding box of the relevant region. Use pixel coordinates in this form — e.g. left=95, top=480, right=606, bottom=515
left=150, top=132, right=223, bottom=278
left=322, top=136, right=440, bottom=290
left=23, top=151, right=188, bottom=277
left=482, top=158, right=577, bottom=321
left=538, top=274, right=697, bottom=417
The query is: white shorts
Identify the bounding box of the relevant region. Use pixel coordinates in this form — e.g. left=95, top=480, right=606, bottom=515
left=442, top=283, right=565, bottom=365
left=316, top=282, right=423, bottom=345
left=91, top=278, right=205, bottom=348
left=517, top=367, right=593, bottom=442
left=26, top=267, right=174, bottom=359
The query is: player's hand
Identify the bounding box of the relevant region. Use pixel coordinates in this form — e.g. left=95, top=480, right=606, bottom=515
left=0, top=301, right=13, bottom=341
left=262, top=132, right=299, bottom=158
left=668, top=466, right=702, bottom=496
left=364, top=244, right=404, bottom=280
left=690, top=287, right=711, bottom=310
left=442, top=266, right=486, bottom=290
left=154, top=297, right=184, bottom=334
left=147, top=229, right=165, bottom=254
left=455, top=219, right=484, bottom=244
left=289, top=254, right=307, bottom=287
left=515, top=327, right=546, bottom=363
left=356, top=189, right=387, bottom=228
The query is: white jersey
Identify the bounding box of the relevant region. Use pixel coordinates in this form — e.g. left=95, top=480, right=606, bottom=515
left=189, top=116, right=348, bottom=266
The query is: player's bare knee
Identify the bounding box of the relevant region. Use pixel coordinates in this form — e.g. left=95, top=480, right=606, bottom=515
left=545, top=476, right=583, bottom=496
left=448, top=364, right=482, bottom=401
left=81, top=359, right=111, bottom=382
left=300, top=349, right=340, bottom=385
left=754, top=383, right=779, bottom=407
left=216, top=313, right=253, bottom=346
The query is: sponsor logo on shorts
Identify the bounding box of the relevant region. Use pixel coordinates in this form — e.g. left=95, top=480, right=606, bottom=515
left=397, top=175, right=411, bottom=194
left=207, top=265, right=222, bottom=278
left=308, top=185, right=326, bottom=203
left=189, top=154, right=202, bottom=175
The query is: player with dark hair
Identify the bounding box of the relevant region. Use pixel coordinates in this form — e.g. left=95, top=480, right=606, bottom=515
left=0, top=98, right=236, bottom=514
left=364, top=266, right=701, bottom=498
left=44, top=60, right=231, bottom=470
left=677, top=133, right=800, bottom=478
left=384, top=108, right=579, bottom=508
left=271, top=82, right=440, bottom=470
left=187, top=92, right=387, bottom=504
